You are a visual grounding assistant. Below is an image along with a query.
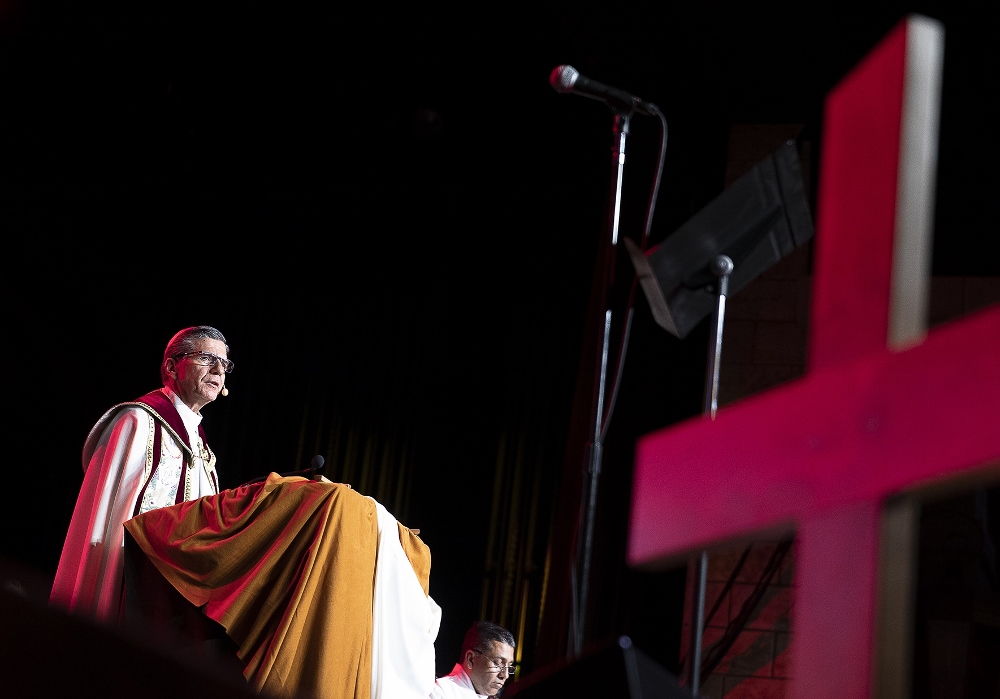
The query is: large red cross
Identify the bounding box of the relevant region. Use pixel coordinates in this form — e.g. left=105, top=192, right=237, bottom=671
left=628, top=15, right=1000, bottom=699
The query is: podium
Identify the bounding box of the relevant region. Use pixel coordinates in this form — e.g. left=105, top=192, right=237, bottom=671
left=121, top=473, right=439, bottom=699
left=123, top=533, right=247, bottom=681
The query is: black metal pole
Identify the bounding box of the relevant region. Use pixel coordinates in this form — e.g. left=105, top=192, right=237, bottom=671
left=573, top=108, right=632, bottom=658
left=687, top=254, right=734, bottom=697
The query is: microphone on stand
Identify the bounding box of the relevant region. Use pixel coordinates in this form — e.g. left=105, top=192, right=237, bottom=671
left=309, top=454, right=325, bottom=481
left=549, top=64, right=657, bottom=114
left=238, top=454, right=327, bottom=488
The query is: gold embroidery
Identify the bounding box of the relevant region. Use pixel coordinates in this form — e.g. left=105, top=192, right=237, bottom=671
left=121, top=398, right=219, bottom=501
left=184, top=454, right=192, bottom=502
left=203, top=444, right=218, bottom=495
left=143, top=412, right=155, bottom=483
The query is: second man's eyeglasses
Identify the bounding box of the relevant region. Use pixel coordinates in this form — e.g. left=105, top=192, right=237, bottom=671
left=471, top=648, right=515, bottom=675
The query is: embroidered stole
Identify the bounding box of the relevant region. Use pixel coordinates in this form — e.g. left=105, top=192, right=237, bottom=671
left=118, top=390, right=218, bottom=516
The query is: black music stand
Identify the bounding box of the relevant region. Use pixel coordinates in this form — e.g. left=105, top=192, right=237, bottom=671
left=624, top=139, right=814, bottom=341
left=623, top=139, right=814, bottom=696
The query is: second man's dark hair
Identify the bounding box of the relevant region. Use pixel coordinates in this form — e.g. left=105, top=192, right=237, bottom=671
left=460, top=620, right=516, bottom=661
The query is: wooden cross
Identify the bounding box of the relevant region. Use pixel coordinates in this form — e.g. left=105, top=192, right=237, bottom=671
left=627, top=15, right=1000, bottom=699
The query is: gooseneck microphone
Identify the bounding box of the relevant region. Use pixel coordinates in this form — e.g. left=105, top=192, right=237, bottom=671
left=549, top=64, right=654, bottom=114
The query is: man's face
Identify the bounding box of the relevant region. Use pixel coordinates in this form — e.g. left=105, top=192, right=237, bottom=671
left=167, top=338, right=229, bottom=413
left=466, top=640, right=515, bottom=696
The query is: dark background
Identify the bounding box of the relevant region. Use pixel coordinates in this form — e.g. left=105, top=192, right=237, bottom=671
left=1, top=0, right=997, bottom=683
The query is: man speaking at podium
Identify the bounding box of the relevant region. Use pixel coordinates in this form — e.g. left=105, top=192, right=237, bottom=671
left=49, top=325, right=442, bottom=699
left=50, top=325, right=232, bottom=624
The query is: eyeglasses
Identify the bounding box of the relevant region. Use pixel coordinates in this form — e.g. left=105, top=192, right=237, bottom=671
left=471, top=648, right=515, bottom=676
left=173, top=351, right=235, bottom=373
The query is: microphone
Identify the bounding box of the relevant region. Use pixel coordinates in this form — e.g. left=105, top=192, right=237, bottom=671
left=549, top=64, right=651, bottom=113
left=310, top=454, right=325, bottom=481
left=237, top=454, right=326, bottom=489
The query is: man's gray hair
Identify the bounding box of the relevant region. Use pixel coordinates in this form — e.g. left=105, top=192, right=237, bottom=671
left=160, top=326, right=229, bottom=383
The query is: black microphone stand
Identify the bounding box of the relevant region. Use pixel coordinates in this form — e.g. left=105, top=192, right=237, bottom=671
left=572, top=106, right=632, bottom=658
left=687, top=255, right=733, bottom=698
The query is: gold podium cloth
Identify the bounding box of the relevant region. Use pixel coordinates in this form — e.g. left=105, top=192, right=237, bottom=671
left=124, top=473, right=431, bottom=699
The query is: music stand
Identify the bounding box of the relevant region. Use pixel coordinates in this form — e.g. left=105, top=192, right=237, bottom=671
left=623, top=139, right=814, bottom=695
left=625, top=139, right=814, bottom=341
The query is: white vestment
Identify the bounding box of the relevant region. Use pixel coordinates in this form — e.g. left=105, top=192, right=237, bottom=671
left=370, top=498, right=442, bottom=699
left=49, top=387, right=218, bottom=624
left=429, top=664, right=491, bottom=699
